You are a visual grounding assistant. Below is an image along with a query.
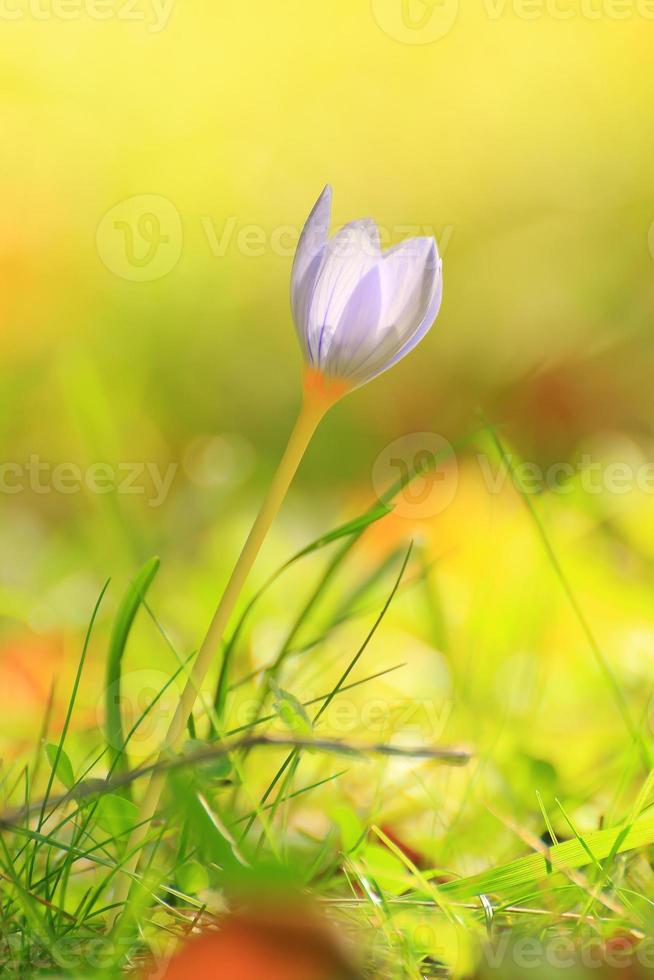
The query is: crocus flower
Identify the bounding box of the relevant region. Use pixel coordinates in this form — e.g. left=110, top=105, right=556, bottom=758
left=292, top=185, right=442, bottom=391
left=116, top=186, right=447, bottom=919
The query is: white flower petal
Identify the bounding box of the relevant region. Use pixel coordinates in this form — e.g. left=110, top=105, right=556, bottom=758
left=291, top=185, right=332, bottom=355
left=290, top=188, right=443, bottom=387
left=380, top=258, right=443, bottom=376
left=306, top=218, right=381, bottom=364
left=322, top=266, right=383, bottom=378
left=340, top=239, right=440, bottom=385
left=380, top=237, right=438, bottom=333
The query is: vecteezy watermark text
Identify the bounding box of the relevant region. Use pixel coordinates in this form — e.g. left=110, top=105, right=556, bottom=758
left=0, top=456, right=177, bottom=508
left=201, top=216, right=454, bottom=260
left=0, top=0, right=175, bottom=31
left=372, top=0, right=654, bottom=46
left=96, top=193, right=454, bottom=282
left=98, top=663, right=452, bottom=759
left=477, top=452, right=654, bottom=496
left=373, top=433, right=654, bottom=519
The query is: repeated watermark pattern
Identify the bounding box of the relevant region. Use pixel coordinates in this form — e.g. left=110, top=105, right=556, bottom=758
left=371, top=924, right=654, bottom=976
left=0, top=934, right=178, bottom=977
left=373, top=432, right=654, bottom=517
left=0, top=456, right=177, bottom=507
left=201, top=216, right=453, bottom=260
left=372, top=432, right=458, bottom=519
left=7, top=926, right=654, bottom=976
left=100, top=665, right=453, bottom=760
left=101, top=668, right=183, bottom=756
left=372, top=0, right=654, bottom=43
left=96, top=193, right=454, bottom=282
left=0, top=0, right=174, bottom=30
left=96, top=195, right=184, bottom=282
left=372, top=0, right=461, bottom=43
left=2, top=437, right=653, bottom=513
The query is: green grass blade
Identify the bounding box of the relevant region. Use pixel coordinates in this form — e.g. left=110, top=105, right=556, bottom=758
left=104, top=557, right=160, bottom=778
left=482, top=417, right=651, bottom=770
left=210, top=505, right=392, bottom=727
left=289, top=504, right=391, bottom=561
left=242, top=544, right=414, bottom=842
left=211, top=426, right=479, bottom=733
left=34, top=580, right=110, bottom=845
left=433, top=811, right=654, bottom=900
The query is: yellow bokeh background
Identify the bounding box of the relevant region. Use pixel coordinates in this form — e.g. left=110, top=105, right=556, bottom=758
left=1, top=1, right=654, bottom=788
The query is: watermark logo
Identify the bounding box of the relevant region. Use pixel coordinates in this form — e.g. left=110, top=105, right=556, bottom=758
left=96, top=194, right=182, bottom=282
left=98, top=199, right=453, bottom=277
left=0, top=0, right=175, bottom=31
left=371, top=0, right=460, bottom=43
left=372, top=0, right=654, bottom=41
left=372, top=432, right=458, bottom=518
left=100, top=668, right=183, bottom=759
left=372, top=433, right=654, bottom=520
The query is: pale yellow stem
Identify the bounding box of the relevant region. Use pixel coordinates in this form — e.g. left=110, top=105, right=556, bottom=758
left=111, top=373, right=343, bottom=922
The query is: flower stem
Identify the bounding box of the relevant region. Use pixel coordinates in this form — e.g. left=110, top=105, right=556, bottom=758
left=110, top=374, right=340, bottom=922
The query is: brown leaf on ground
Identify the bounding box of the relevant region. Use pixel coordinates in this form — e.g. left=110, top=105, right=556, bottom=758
left=142, top=902, right=361, bottom=980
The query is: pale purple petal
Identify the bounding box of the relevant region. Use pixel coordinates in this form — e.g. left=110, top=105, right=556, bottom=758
left=321, top=266, right=383, bottom=378
left=290, top=188, right=443, bottom=387
left=379, top=258, right=443, bottom=376
left=291, top=185, right=332, bottom=355
left=292, top=185, right=332, bottom=295
left=340, top=239, right=440, bottom=385
left=305, top=218, right=381, bottom=363
left=374, top=239, right=437, bottom=346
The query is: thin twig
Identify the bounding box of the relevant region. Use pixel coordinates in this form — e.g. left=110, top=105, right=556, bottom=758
left=320, top=897, right=645, bottom=933
left=0, top=735, right=471, bottom=831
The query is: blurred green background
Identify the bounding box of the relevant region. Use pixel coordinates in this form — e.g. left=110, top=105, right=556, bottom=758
left=1, top=1, right=654, bottom=792
left=4, top=5, right=654, bottom=974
